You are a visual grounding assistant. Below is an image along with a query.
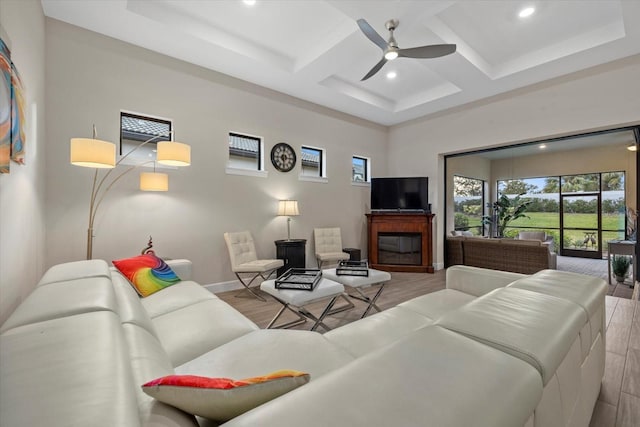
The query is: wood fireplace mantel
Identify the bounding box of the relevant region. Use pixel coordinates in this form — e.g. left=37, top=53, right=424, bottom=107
left=366, top=212, right=434, bottom=273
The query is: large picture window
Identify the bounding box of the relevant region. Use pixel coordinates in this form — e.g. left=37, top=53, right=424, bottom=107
left=497, top=171, right=625, bottom=257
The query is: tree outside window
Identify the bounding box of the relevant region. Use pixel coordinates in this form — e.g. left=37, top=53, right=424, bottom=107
left=453, top=176, right=484, bottom=235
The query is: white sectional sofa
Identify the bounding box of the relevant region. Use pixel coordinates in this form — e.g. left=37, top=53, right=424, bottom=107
left=0, top=260, right=607, bottom=427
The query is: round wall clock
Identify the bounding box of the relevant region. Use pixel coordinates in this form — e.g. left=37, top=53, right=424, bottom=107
left=270, top=142, right=297, bottom=172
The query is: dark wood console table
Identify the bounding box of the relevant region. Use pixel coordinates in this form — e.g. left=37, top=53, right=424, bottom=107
left=366, top=212, right=434, bottom=273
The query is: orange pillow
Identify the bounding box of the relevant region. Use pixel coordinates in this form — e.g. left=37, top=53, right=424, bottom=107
left=141, top=370, right=310, bottom=421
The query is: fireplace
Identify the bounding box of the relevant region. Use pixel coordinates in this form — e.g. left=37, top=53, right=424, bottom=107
left=366, top=212, right=434, bottom=273
left=378, top=233, right=422, bottom=265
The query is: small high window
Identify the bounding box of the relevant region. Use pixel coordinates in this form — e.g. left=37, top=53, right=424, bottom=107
left=228, top=132, right=263, bottom=171
left=120, top=112, right=172, bottom=165
left=300, top=146, right=324, bottom=178
left=352, top=156, right=370, bottom=183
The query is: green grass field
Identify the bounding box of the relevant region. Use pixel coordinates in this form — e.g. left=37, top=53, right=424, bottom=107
left=460, top=212, right=625, bottom=250
left=464, top=212, right=624, bottom=229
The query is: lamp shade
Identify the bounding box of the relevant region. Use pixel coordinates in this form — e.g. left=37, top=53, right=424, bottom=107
left=278, top=200, right=299, bottom=216
left=70, top=138, right=116, bottom=168
left=157, top=141, right=191, bottom=166
left=140, top=172, right=168, bottom=191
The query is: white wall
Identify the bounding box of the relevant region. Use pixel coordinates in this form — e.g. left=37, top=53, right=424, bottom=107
left=388, top=55, right=640, bottom=267
left=45, top=19, right=388, bottom=286
left=0, top=0, right=46, bottom=324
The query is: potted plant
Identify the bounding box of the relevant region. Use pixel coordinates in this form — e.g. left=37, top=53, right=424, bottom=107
left=611, top=255, right=631, bottom=284
left=482, top=193, right=531, bottom=238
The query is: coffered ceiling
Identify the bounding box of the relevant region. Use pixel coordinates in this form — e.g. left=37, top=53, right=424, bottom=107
left=41, top=0, right=640, bottom=126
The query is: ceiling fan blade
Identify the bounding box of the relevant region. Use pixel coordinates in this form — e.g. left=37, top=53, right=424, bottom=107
left=357, top=19, right=388, bottom=51
left=398, top=44, right=457, bottom=59
left=361, top=57, right=388, bottom=81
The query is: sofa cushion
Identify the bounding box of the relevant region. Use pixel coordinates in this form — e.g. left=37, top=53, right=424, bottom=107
left=113, top=254, right=181, bottom=297
left=142, top=370, right=309, bottom=422
left=152, top=298, right=259, bottom=367
left=324, top=306, right=434, bottom=357
left=398, top=289, right=475, bottom=319
left=0, top=277, right=118, bottom=333
left=176, top=329, right=354, bottom=380
left=446, top=265, right=525, bottom=297
left=141, top=281, right=218, bottom=319
left=0, top=312, right=140, bottom=427
left=508, top=269, right=607, bottom=362
left=37, top=259, right=112, bottom=286
left=223, top=326, right=543, bottom=427
left=111, top=272, right=159, bottom=338
left=436, top=287, right=586, bottom=385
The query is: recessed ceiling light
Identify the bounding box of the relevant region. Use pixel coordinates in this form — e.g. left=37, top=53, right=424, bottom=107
left=539, top=144, right=546, bottom=149
left=386, top=71, right=397, bottom=79
left=628, top=143, right=638, bottom=152
left=519, top=7, right=535, bottom=18
left=243, top=0, right=256, bottom=6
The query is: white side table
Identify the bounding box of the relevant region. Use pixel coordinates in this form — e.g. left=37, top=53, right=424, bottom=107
left=260, top=278, right=345, bottom=332
left=322, top=268, right=392, bottom=319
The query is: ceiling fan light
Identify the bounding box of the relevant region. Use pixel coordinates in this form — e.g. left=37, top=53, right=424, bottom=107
left=384, top=50, right=398, bottom=61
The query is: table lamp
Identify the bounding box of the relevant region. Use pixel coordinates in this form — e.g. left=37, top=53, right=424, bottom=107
left=277, top=200, right=299, bottom=240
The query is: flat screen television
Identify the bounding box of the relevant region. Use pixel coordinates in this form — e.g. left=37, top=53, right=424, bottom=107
left=371, top=177, right=429, bottom=212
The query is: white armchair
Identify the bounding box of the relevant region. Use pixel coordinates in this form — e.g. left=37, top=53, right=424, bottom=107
left=314, top=227, right=350, bottom=269
left=224, top=231, right=284, bottom=301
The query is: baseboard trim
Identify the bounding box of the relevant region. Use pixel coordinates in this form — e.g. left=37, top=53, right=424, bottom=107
left=434, top=262, right=445, bottom=271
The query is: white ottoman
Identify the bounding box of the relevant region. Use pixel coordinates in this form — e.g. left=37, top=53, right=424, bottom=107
left=260, top=278, right=345, bottom=331
left=323, top=268, right=391, bottom=318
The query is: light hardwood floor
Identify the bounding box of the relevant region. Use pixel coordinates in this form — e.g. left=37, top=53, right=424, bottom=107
left=216, top=271, right=639, bottom=426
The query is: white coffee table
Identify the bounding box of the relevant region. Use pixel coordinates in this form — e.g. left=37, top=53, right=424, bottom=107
left=322, top=268, right=391, bottom=318
left=260, top=277, right=345, bottom=332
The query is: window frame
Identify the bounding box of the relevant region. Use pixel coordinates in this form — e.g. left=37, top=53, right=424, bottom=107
left=453, top=175, right=486, bottom=236
left=226, top=131, right=267, bottom=178
left=352, top=155, right=371, bottom=185
left=299, top=145, right=327, bottom=183
left=119, top=111, right=173, bottom=168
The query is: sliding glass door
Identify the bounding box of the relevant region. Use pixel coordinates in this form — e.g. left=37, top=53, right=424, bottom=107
left=560, top=192, right=601, bottom=258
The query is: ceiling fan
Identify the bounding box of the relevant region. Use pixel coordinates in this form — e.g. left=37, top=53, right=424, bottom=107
left=356, top=18, right=456, bottom=81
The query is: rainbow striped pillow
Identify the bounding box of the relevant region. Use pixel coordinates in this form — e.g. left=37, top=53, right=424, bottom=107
left=112, top=253, right=180, bottom=297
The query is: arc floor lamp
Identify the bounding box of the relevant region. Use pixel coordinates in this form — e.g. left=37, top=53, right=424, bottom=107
left=70, top=126, right=191, bottom=259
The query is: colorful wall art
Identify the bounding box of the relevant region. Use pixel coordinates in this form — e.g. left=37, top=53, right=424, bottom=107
left=0, top=34, right=26, bottom=174
left=11, top=60, right=25, bottom=165
left=0, top=37, right=10, bottom=173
